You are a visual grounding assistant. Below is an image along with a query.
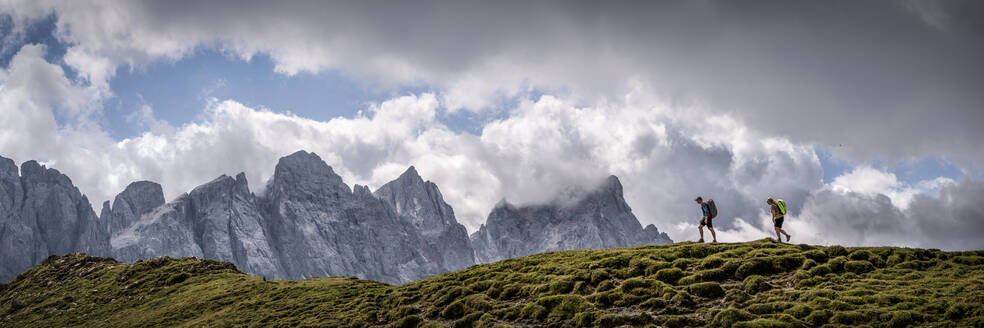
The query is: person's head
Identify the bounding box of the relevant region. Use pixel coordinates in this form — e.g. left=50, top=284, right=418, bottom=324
left=766, top=198, right=775, bottom=205
left=695, top=197, right=703, bottom=204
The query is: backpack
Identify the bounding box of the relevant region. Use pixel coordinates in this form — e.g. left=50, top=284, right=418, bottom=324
left=776, top=199, right=787, bottom=215
left=707, top=199, right=717, bottom=219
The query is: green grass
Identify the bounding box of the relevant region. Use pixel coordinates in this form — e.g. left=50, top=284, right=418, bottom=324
left=1, top=239, right=982, bottom=327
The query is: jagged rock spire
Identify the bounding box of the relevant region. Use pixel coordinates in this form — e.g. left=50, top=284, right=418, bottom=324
left=0, top=156, right=109, bottom=282
left=375, top=166, right=475, bottom=271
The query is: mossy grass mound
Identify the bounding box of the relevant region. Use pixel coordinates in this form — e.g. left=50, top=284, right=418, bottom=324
left=2, top=239, right=982, bottom=327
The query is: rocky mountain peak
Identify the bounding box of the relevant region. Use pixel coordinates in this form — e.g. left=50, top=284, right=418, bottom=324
left=374, top=166, right=475, bottom=271
left=188, top=173, right=255, bottom=200
left=0, top=156, right=21, bottom=218
left=643, top=224, right=673, bottom=244
left=397, top=166, right=423, bottom=183
left=604, top=175, right=623, bottom=195
left=19, top=160, right=74, bottom=188
left=492, top=198, right=513, bottom=210
left=374, top=166, right=448, bottom=225
left=0, top=158, right=109, bottom=282
left=99, top=200, right=111, bottom=216
left=105, top=181, right=165, bottom=237
left=114, top=181, right=165, bottom=217
left=470, top=174, right=671, bottom=264
left=234, top=172, right=250, bottom=193
left=0, top=156, right=17, bottom=180
left=353, top=184, right=372, bottom=198
left=269, top=150, right=349, bottom=198
left=194, top=174, right=231, bottom=193
left=19, top=160, right=43, bottom=178
left=275, top=151, right=335, bottom=176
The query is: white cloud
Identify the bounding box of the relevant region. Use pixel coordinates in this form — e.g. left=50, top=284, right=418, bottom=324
left=915, top=177, right=957, bottom=193
left=0, top=43, right=106, bottom=160
left=828, top=166, right=957, bottom=210
left=62, top=47, right=114, bottom=92
left=831, top=166, right=901, bottom=195
left=125, top=105, right=174, bottom=135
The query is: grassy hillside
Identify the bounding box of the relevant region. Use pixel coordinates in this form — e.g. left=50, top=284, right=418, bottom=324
left=1, top=239, right=982, bottom=327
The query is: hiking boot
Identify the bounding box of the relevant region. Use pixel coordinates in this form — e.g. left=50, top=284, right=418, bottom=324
left=712, top=240, right=718, bottom=243
left=697, top=239, right=704, bottom=243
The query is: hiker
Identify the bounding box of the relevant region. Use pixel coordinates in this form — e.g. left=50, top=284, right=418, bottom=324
left=696, top=197, right=716, bottom=243
left=767, top=198, right=791, bottom=243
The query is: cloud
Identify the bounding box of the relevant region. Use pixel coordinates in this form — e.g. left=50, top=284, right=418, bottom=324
left=830, top=166, right=919, bottom=209
left=125, top=105, right=174, bottom=135
left=828, top=166, right=958, bottom=210
left=0, top=50, right=828, bottom=244
left=0, top=43, right=105, bottom=159
left=0, top=46, right=813, bottom=241
left=0, top=2, right=983, bottom=250
left=788, top=178, right=984, bottom=251
left=908, top=179, right=984, bottom=250
left=2, top=1, right=983, bottom=166
left=1, top=44, right=983, bottom=250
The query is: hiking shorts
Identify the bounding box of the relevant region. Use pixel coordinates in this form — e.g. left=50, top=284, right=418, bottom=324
left=699, top=217, right=713, bottom=228
left=774, top=217, right=784, bottom=228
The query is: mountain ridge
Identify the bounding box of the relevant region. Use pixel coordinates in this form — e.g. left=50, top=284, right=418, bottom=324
left=0, top=150, right=671, bottom=284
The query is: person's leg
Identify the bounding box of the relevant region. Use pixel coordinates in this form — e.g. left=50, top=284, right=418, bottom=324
left=698, top=225, right=705, bottom=242
left=709, top=226, right=717, bottom=242
left=775, top=217, right=790, bottom=241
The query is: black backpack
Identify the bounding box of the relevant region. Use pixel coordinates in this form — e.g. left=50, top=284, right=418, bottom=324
left=707, top=199, right=717, bottom=219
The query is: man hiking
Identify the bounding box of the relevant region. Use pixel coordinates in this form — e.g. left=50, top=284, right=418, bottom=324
left=696, top=197, right=716, bottom=243
left=767, top=198, right=791, bottom=243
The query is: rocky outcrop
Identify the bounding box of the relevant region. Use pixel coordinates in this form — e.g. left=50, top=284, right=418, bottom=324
left=643, top=224, right=673, bottom=245
left=111, top=174, right=283, bottom=279
left=374, top=167, right=475, bottom=271
left=259, top=151, right=443, bottom=283
left=0, top=157, right=109, bottom=282
left=103, top=181, right=164, bottom=237
left=470, top=175, right=672, bottom=264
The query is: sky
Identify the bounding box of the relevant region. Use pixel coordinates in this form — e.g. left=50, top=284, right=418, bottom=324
left=0, top=1, right=982, bottom=250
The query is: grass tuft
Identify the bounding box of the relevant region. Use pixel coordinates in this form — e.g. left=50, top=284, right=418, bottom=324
left=743, top=275, right=771, bottom=294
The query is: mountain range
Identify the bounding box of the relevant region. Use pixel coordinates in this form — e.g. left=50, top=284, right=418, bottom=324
left=0, top=150, right=671, bottom=284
